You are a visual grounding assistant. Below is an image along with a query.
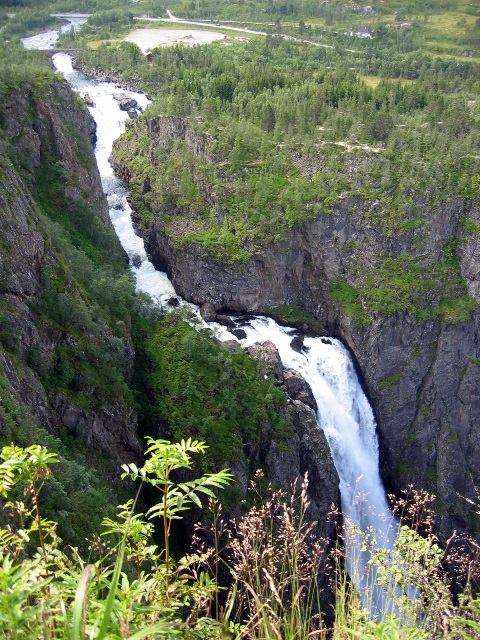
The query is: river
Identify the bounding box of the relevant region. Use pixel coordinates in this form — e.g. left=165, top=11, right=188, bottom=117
left=20, top=24, right=403, bottom=615
left=53, top=52, right=403, bottom=618
left=21, top=16, right=87, bottom=50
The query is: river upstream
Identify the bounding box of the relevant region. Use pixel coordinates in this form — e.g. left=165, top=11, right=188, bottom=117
left=24, top=24, right=402, bottom=618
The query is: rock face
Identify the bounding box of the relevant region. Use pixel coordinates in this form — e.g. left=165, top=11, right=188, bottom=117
left=0, top=79, right=141, bottom=468
left=199, top=302, right=216, bottom=322
left=283, top=370, right=318, bottom=412
left=240, top=340, right=339, bottom=544
left=114, top=93, right=138, bottom=111
left=247, top=340, right=284, bottom=379
left=290, top=335, right=305, bottom=353
left=111, top=114, right=480, bottom=540
left=1, top=80, right=108, bottom=221
left=241, top=397, right=339, bottom=540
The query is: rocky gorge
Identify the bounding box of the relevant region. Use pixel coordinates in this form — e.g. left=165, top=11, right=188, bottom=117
left=111, top=113, right=480, bottom=541
left=0, top=73, right=343, bottom=552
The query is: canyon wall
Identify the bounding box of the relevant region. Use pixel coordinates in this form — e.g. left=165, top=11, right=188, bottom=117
left=112, top=115, right=480, bottom=540
left=0, top=78, right=142, bottom=467
left=0, top=81, right=339, bottom=544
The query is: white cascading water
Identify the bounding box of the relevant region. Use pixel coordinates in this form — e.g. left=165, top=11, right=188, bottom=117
left=46, top=51, right=401, bottom=618
left=21, top=16, right=88, bottom=50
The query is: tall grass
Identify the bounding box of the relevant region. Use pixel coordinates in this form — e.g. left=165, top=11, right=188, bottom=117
left=0, top=443, right=479, bottom=639
left=224, top=472, right=326, bottom=639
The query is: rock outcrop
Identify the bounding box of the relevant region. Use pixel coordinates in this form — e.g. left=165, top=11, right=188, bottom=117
left=229, top=338, right=339, bottom=542
left=112, top=114, right=480, bottom=540
left=0, top=79, right=142, bottom=468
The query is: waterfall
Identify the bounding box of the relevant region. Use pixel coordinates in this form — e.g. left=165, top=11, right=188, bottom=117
left=51, top=52, right=402, bottom=618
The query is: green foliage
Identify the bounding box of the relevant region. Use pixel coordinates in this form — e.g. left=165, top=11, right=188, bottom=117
left=464, top=218, right=480, bottom=234
left=329, top=279, right=370, bottom=326
left=268, top=304, right=320, bottom=329
left=0, top=373, right=120, bottom=550
left=439, top=294, right=477, bottom=324
left=1, top=446, right=480, bottom=638
left=95, top=16, right=478, bottom=289
left=0, top=113, right=142, bottom=408
left=0, top=440, right=232, bottom=639
left=143, top=318, right=293, bottom=466
left=0, top=309, right=20, bottom=354
left=0, top=52, right=154, bottom=553
left=0, top=444, right=59, bottom=555
left=122, top=438, right=232, bottom=589
left=1, top=10, right=58, bottom=38
left=357, top=249, right=475, bottom=322
left=378, top=373, right=402, bottom=392
left=122, top=438, right=233, bottom=520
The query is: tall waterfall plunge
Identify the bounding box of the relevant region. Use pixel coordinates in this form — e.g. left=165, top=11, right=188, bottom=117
left=52, top=52, right=404, bottom=618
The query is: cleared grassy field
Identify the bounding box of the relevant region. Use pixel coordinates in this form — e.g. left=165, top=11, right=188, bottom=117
left=426, top=11, right=477, bottom=34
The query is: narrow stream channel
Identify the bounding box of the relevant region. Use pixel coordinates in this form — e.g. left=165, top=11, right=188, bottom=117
left=22, top=30, right=403, bottom=617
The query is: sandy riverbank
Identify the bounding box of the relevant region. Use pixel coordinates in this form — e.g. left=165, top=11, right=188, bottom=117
left=124, top=28, right=226, bottom=52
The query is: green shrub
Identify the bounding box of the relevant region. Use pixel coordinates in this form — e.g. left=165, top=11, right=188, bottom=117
left=329, top=279, right=370, bottom=326
left=439, top=295, right=477, bottom=325
left=144, top=318, right=293, bottom=465
left=1, top=443, right=479, bottom=639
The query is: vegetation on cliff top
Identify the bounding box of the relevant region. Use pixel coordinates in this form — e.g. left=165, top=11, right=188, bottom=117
left=105, top=30, right=478, bottom=322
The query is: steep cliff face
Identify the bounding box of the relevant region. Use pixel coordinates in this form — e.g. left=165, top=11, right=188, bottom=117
left=236, top=339, right=339, bottom=538
left=112, top=115, right=480, bottom=539
left=0, top=79, right=338, bottom=553
left=0, top=79, right=141, bottom=467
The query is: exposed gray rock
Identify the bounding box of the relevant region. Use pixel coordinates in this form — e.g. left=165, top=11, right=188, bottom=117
left=230, top=328, right=247, bottom=339
left=146, top=116, right=218, bottom=164
left=283, top=369, right=317, bottom=412
left=113, top=93, right=138, bottom=111
left=290, top=335, right=304, bottom=352
left=216, top=314, right=235, bottom=329
left=247, top=340, right=284, bottom=380
left=131, top=253, right=142, bottom=268
left=200, top=302, right=216, bottom=321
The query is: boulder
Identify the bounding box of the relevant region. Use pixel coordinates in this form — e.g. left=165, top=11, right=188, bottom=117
left=283, top=369, right=317, bottom=412
left=131, top=253, right=142, bottom=268
left=113, top=93, right=138, bottom=111
left=247, top=340, right=284, bottom=380
left=200, top=302, right=216, bottom=322
left=290, top=335, right=304, bottom=352
left=230, top=328, right=247, bottom=340
left=216, top=314, right=235, bottom=329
